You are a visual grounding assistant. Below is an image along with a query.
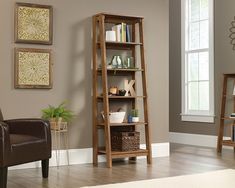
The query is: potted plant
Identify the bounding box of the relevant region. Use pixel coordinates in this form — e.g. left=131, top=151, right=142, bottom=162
left=131, top=109, right=139, bottom=122
left=42, top=102, right=74, bottom=130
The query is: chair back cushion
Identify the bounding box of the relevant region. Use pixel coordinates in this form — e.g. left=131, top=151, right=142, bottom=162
left=0, top=109, right=3, bottom=121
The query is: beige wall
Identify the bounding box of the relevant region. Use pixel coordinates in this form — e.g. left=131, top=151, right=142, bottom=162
left=0, top=0, right=169, bottom=149
left=170, top=0, right=235, bottom=135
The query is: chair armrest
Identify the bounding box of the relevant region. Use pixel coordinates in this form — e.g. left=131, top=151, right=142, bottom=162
left=4, top=119, right=51, bottom=141
left=0, top=122, right=10, bottom=166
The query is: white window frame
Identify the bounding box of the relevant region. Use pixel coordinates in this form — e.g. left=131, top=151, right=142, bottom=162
left=181, top=0, right=214, bottom=123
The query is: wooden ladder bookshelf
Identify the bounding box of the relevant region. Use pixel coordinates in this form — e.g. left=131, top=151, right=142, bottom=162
left=92, top=13, right=152, bottom=168
left=217, top=74, right=235, bottom=153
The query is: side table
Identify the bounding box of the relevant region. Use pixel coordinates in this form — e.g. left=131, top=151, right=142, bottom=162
left=51, top=121, right=70, bottom=166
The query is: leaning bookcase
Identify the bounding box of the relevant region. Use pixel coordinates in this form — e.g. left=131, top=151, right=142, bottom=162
left=92, top=13, right=152, bottom=168
left=217, top=74, right=235, bottom=153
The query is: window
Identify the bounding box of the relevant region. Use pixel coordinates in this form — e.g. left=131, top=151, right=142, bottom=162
left=181, top=0, right=214, bottom=123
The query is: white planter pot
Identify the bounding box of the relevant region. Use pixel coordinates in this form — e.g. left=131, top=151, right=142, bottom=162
left=132, top=117, right=139, bottom=122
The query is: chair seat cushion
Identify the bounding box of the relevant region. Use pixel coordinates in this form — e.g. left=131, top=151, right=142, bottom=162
left=10, top=134, right=44, bottom=146
left=7, top=134, right=48, bottom=166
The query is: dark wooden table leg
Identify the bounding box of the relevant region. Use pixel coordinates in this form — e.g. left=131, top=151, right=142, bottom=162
left=0, top=167, right=8, bottom=188
left=41, top=159, right=49, bottom=178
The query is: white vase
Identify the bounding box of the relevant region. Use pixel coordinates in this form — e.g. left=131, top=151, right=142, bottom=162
left=132, top=117, right=139, bottom=122
left=116, top=56, right=122, bottom=68
left=111, top=55, right=122, bottom=68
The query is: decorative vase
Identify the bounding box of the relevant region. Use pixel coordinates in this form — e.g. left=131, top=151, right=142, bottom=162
left=116, top=56, right=122, bottom=68
left=118, top=89, right=126, bottom=96
left=126, top=57, right=134, bottom=68
left=109, top=86, right=118, bottom=95
left=111, top=56, right=118, bottom=68
left=128, top=115, right=133, bottom=123
left=111, top=55, right=122, bottom=68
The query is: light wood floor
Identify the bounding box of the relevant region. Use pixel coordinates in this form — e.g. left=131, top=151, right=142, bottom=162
left=7, top=144, right=235, bottom=188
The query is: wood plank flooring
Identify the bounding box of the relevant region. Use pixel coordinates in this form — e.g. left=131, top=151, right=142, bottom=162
left=7, top=144, right=235, bottom=188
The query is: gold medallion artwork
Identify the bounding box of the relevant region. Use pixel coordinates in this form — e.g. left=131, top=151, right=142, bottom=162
left=18, top=52, right=49, bottom=85
left=229, top=16, right=235, bottom=50
left=18, top=7, right=49, bottom=41
left=15, top=3, right=53, bottom=44
left=15, top=48, right=52, bottom=89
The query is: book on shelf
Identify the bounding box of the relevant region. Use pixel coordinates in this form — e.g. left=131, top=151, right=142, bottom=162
left=126, top=25, right=131, bottom=42
left=112, top=24, right=121, bottom=42
left=111, top=23, right=131, bottom=43
left=121, top=23, right=126, bottom=42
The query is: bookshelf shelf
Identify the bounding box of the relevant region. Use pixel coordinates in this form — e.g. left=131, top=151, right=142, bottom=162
left=97, top=96, right=146, bottom=100
left=97, top=68, right=143, bottom=72
left=222, top=117, right=235, bottom=120
left=222, top=140, right=235, bottom=147
left=97, top=41, right=142, bottom=50
left=94, top=13, right=143, bottom=24
left=97, top=122, right=147, bottom=127
left=97, top=68, right=144, bottom=76
left=98, top=148, right=148, bottom=158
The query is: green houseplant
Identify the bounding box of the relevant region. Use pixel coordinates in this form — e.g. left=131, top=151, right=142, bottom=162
left=42, top=102, right=74, bottom=130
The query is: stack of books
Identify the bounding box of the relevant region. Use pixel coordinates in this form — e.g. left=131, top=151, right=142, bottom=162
left=111, top=23, right=131, bottom=42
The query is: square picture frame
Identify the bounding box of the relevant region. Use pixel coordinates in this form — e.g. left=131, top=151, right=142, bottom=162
left=15, top=48, right=53, bottom=89
left=15, top=3, right=53, bottom=45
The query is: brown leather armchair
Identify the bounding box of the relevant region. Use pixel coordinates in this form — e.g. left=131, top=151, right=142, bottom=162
left=0, top=109, right=51, bottom=188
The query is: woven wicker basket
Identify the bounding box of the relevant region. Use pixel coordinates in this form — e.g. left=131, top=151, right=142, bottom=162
left=111, top=131, right=140, bottom=151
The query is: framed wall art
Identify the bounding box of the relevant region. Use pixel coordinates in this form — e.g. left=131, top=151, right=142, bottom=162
left=229, top=16, right=235, bottom=50
left=15, top=48, right=53, bottom=89
left=15, top=3, right=53, bottom=44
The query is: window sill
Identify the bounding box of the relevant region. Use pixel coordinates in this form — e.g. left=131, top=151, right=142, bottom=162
left=181, top=114, right=215, bottom=123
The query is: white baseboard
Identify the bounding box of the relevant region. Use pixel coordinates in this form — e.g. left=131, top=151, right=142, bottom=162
left=9, top=142, right=169, bottom=170
left=169, top=132, right=230, bottom=148
left=140, top=142, right=170, bottom=158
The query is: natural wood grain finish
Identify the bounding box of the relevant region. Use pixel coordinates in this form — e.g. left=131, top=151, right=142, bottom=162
left=217, top=74, right=235, bottom=153
left=97, top=68, right=143, bottom=76
left=97, top=96, right=146, bottom=99
left=97, top=68, right=144, bottom=72
left=98, top=149, right=148, bottom=158
left=139, top=19, right=152, bottom=164
left=92, top=13, right=151, bottom=167
left=6, top=144, right=235, bottom=188
left=97, top=122, right=147, bottom=126
left=99, top=15, right=112, bottom=168
left=222, top=140, right=235, bottom=146
left=94, top=13, right=143, bottom=24
left=92, top=16, right=99, bottom=166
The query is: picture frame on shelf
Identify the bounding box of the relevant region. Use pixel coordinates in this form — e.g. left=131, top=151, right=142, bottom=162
left=15, top=2, right=53, bottom=44
left=14, top=48, right=53, bottom=89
